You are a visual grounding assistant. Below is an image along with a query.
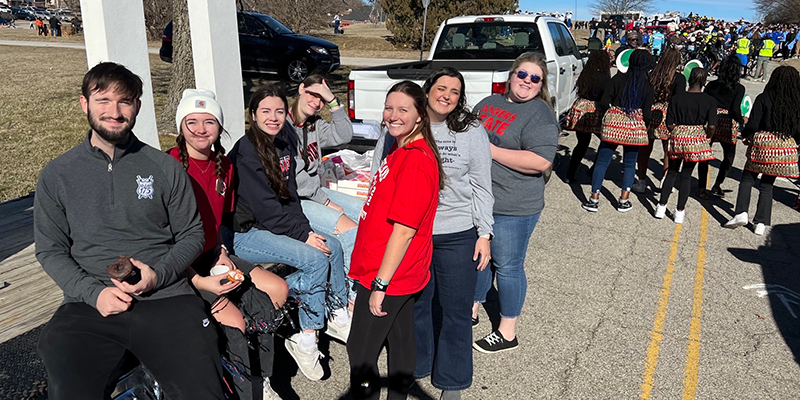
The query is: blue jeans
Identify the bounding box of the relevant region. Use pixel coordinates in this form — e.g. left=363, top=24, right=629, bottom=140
left=233, top=228, right=347, bottom=330
left=414, top=228, right=478, bottom=390
left=474, top=213, right=540, bottom=318
left=591, top=141, right=639, bottom=194
left=300, top=187, right=362, bottom=302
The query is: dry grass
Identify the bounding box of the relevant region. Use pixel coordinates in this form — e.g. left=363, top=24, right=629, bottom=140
left=312, top=23, right=425, bottom=59
left=0, top=26, right=162, bottom=47
left=0, top=44, right=355, bottom=202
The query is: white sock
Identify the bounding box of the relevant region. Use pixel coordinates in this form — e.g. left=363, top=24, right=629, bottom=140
left=298, top=330, right=317, bottom=351
left=332, top=307, right=350, bottom=325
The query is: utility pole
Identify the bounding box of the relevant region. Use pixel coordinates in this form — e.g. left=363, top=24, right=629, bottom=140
left=420, top=0, right=430, bottom=61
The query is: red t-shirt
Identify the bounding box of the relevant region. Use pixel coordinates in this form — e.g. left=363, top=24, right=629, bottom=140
left=349, top=138, right=439, bottom=296
left=168, top=147, right=235, bottom=253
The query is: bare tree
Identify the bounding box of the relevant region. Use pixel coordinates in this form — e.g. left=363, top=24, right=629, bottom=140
left=754, top=0, right=800, bottom=23
left=589, top=0, right=655, bottom=15
left=159, top=0, right=194, bottom=134
left=241, top=0, right=346, bottom=33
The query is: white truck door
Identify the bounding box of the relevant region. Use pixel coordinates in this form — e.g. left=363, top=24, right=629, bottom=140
left=557, top=23, right=583, bottom=108
left=546, top=22, right=571, bottom=115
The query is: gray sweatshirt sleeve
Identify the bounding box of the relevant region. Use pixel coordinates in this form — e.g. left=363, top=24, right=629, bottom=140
left=468, top=125, right=495, bottom=237
left=34, top=166, right=107, bottom=309
left=317, top=107, right=353, bottom=148
left=150, top=158, right=205, bottom=289
left=370, top=130, right=387, bottom=179
left=296, top=108, right=354, bottom=204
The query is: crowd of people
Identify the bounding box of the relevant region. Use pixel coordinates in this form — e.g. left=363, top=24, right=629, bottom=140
left=568, top=48, right=800, bottom=232
left=31, top=9, right=800, bottom=399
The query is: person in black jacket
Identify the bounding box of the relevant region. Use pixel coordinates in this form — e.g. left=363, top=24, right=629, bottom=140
left=724, top=66, right=800, bottom=235
left=654, top=68, right=717, bottom=224
left=565, top=50, right=611, bottom=182
left=227, top=84, right=351, bottom=381
left=699, top=55, right=746, bottom=198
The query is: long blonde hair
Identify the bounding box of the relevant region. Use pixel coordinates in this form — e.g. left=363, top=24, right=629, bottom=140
left=506, top=52, right=553, bottom=110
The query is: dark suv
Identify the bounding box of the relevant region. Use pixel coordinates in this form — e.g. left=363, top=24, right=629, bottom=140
left=160, top=11, right=340, bottom=83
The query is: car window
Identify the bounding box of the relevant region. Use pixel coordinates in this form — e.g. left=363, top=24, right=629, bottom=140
left=558, top=24, right=581, bottom=59
left=241, top=15, right=268, bottom=36
left=433, top=21, right=544, bottom=60
left=548, top=22, right=566, bottom=56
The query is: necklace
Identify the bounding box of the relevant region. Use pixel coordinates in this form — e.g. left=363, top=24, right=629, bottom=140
left=190, top=157, right=213, bottom=174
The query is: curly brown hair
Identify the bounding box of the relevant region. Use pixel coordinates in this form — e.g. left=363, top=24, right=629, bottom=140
left=649, top=47, right=682, bottom=103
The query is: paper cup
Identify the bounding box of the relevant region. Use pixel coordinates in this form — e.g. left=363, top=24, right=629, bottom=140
left=209, top=265, right=230, bottom=276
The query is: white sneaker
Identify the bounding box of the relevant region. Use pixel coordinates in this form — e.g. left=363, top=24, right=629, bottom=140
left=724, top=212, right=748, bottom=229
left=324, top=318, right=351, bottom=344
left=631, top=179, right=647, bottom=193
left=673, top=209, right=686, bottom=224
left=754, top=223, right=766, bottom=236
left=285, top=333, right=324, bottom=381
left=655, top=204, right=667, bottom=219
left=263, top=377, right=283, bottom=400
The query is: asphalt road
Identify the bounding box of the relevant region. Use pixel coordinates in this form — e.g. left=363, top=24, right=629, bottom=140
left=271, top=126, right=800, bottom=400
left=4, top=39, right=798, bottom=399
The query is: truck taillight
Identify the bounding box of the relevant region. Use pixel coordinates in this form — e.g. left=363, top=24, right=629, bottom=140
left=491, top=82, right=506, bottom=95
left=347, top=80, right=355, bottom=119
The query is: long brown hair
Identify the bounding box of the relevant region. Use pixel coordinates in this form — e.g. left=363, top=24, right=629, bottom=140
left=650, top=47, right=682, bottom=103
left=175, top=120, right=227, bottom=195
left=386, top=81, right=445, bottom=190
left=246, top=85, right=291, bottom=200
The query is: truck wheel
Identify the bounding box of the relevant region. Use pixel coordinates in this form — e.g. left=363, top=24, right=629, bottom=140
left=286, top=58, right=309, bottom=83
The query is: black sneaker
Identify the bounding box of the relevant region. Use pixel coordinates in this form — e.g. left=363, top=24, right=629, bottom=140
left=473, top=330, right=518, bottom=354
left=582, top=199, right=599, bottom=212
left=472, top=316, right=479, bottom=328
left=617, top=199, right=633, bottom=212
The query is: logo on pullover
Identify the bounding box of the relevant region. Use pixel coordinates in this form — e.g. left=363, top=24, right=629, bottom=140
left=136, top=175, right=154, bottom=199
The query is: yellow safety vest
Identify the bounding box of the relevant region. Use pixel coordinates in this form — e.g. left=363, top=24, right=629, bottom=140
left=736, top=38, right=750, bottom=54
left=760, top=39, right=775, bottom=57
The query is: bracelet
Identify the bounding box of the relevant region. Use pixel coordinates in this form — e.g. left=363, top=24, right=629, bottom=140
left=371, top=277, right=388, bottom=292
left=374, top=277, right=390, bottom=286
left=327, top=97, right=340, bottom=108
left=219, top=244, right=228, bottom=254
left=479, top=234, right=492, bottom=240
left=324, top=198, right=331, bottom=206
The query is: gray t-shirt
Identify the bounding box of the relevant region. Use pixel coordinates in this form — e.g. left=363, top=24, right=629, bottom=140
left=473, top=94, right=559, bottom=215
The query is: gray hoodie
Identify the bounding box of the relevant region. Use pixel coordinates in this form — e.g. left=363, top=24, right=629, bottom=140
left=34, top=131, right=204, bottom=310
left=293, top=106, right=353, bottom=204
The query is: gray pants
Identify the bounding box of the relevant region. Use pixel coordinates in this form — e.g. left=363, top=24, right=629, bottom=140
left=756, top=56, right=770, bottom=80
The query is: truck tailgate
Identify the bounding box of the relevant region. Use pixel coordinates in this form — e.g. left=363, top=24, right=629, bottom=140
left=350, top=60, right=511, bottom=123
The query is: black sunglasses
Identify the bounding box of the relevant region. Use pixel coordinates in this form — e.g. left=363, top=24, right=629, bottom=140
left=515, top=70, right=542, bottom=83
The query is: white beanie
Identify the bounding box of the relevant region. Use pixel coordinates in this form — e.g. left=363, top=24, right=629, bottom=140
left=175, top=89, right=224, bottom=132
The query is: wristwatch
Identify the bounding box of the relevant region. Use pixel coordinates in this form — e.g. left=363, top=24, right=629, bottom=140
left=371, top=277, right=388, bottom=292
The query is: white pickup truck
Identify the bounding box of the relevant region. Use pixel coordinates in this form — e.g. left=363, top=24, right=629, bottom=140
left=346, top=15, right=586, bottom=125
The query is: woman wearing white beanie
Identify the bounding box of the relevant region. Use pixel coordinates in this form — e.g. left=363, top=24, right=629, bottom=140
left=169, top=88, right=289, bottom=400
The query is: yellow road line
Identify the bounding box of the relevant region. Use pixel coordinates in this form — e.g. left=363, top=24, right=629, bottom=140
left=640, top=223, right=683, bottom=399
left=683, top=188, right=711, bottom=399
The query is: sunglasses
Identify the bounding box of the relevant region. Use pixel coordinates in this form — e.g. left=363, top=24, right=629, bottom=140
left=515, top=70, right=542, bottom=83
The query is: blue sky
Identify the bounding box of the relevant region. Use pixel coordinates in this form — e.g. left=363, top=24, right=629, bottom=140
left=517, top=0, right=759, bottom=23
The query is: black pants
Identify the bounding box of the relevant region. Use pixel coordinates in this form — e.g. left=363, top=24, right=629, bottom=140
left=568, top=131, right=594, bottom=179
left=660, top=159, right=697, bottom=210
left=735, top=170, right=777, bottom=225
left=699, top=141, right=736, bottom=188
left=38, top=295, right=225, bottom=400
left=348, top=284, right=417, bottom=400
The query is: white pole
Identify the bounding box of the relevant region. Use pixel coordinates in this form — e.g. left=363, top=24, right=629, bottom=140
left=419, top=7, right=428, bottom=61
left=79, top=0, right=160, bottom=150
left=187, top=0, right=245, bottom=152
